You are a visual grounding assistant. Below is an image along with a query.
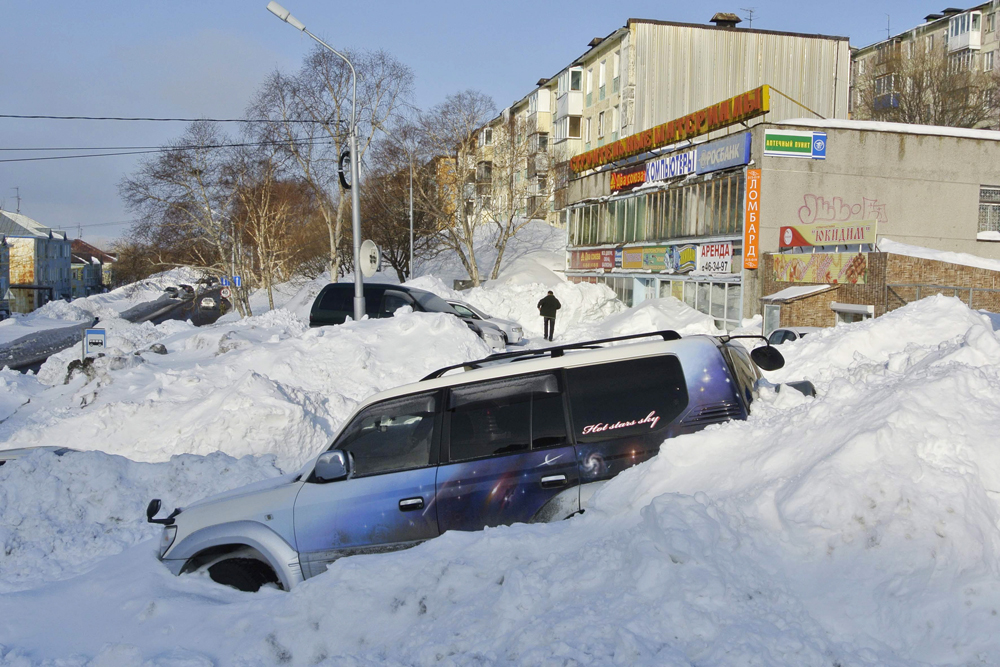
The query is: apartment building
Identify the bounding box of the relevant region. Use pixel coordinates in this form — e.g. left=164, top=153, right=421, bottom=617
left=851, top=3, right=1000, bottom=129
left=0, top=210, right=72, bottom=312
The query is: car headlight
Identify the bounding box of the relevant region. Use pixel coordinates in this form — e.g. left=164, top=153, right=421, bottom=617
left=158, top=526, right=177, bottom=557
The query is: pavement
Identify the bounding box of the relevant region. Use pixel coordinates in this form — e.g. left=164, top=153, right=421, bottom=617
left=1, top=288, right=228, bottom=372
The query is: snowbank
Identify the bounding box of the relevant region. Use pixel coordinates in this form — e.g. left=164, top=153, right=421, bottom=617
left=2, top=296, right=1000, bottom=664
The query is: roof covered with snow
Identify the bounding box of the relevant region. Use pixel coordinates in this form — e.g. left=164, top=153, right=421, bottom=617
left=762, top=284, right=837, bottom=302
left=774, top=118, right=1000, bottom=142
left=879, top=237, right=1000, bottom=273
left=0, top=210, right=67, bottom=240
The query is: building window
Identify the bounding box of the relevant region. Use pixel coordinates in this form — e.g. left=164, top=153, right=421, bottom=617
left=568, top=116, right=581, bottom=139
left=478, top=128, right=493, bottom=147
left=584, top=117, right=592, bottom=144
left=597, top=111, right=605, bottom=138
left=987, top=13, right=996, bottom=33
left=570, top=69, right=582, bottom=91
left=599, top=60, right=606, bottom=101
left=979, top=186, right=1000, bottom=236
left=832, top=303, right=874, bottom=325
left=612, top=106, right=619, bottom=141
left=926, top=34, right=935, bottom=52
left=985, top=50, right=995, bottom=71
left=536, top=133, right=548, bottom=152
left=612, top=51, right=620, bottom=93
left=586, top=68, right=593, bottom=106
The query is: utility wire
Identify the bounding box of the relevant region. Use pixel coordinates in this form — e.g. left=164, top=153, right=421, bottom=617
left=0, top=114, right=325, bottom=124
left=0, top=137, right=339, bottom=151
left=0, top=137, right=340, bottom=164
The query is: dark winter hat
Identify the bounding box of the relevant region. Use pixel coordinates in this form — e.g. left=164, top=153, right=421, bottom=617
left=547, top=290, right=553, bottom=295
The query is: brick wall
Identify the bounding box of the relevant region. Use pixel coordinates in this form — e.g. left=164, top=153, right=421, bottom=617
left=885, top=253, right=1000, bottom=312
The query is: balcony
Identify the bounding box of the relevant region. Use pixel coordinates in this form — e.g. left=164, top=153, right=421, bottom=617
left=556, top=90, right=583, bottom=118
left=949, top=12, right=982, bottom=51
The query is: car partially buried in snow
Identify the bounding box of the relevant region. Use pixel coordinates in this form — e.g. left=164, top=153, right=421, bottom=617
left=147, top=329, right=803, bottom=591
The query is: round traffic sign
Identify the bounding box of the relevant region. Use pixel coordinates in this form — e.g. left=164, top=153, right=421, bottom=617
left=220, top=287, right=232, bottom=299
left=360, top=239, right=381, bottom=278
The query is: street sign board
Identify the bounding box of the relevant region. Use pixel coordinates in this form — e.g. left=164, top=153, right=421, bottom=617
left=233, top=276, right=242, bottom=288
left=360, top=240, right=381, bottom=278
left=220, top=287, right=232, bottom=299
left=84, top=328, right=106, bottom=356
left=220, top=277, right=230, bottom=287
left=763, top=130, right=827, bottom=160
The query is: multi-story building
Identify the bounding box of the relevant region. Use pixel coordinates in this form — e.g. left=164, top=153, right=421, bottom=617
left=851, top=3, right=1000, bottom=129
left=71, top=239, right=117, bottom=296
left=554, top=15, right=851, bottom=328
left=0, top=210, right=72, bottom=312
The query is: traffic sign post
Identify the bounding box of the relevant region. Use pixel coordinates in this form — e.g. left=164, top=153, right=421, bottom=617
left=220, top=287, right=232, bottom=299
left=82, top=328, right=106, bottom=361
left=233, top=276, right=242, bottom=288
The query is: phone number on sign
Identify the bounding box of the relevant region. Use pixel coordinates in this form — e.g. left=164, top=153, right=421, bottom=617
left=700, top=259, right=731, bottom=273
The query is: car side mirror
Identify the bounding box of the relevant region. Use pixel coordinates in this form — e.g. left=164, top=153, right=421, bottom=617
left=314, top=450, right=349, bottom=482
left=751, top=345, right=785, bottom=371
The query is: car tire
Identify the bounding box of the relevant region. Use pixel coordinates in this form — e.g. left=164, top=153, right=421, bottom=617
left=207, top=557, right=280, bottom=592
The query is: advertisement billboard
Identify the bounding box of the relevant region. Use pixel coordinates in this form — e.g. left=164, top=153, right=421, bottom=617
left=772, top=253, right=868, bottom=284
left=570, top=250, right=615, bottom=270
left=764, top=130, right=827, bottom=160
left=743, top=169, right=761, bottom=269
left=696, top=241, right=733, bottom=274
left=779, top=221, right=877, bottom=247
left=696, top=132, right=751, bottom=175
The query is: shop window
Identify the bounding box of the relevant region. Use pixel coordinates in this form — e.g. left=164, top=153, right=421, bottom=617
left=635, top=195, right=647, bottom=241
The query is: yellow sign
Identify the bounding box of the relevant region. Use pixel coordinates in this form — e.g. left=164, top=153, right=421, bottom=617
left=773, top=253, right=868, bottom=285
left=570, top=86, right=770, bottom=173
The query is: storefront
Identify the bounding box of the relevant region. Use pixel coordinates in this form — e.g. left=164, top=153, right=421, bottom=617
left=565, top=131, right=753, bottom=330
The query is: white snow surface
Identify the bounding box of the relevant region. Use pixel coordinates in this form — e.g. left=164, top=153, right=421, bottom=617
left=2, top=278, right=1000, bottom=664
left=879, top=237, right=1000, bottom=273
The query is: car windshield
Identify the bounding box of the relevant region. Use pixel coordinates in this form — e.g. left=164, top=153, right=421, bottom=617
left=413, top=291, right=460, bottom=315
left=464, top=302, right=491, bottom=319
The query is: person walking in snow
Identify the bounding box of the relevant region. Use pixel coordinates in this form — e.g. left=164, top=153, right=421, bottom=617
left=537, top=290, right=561, bottom=342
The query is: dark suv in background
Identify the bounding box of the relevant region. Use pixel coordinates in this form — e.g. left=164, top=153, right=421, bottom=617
left=309, top=283, right=506, bottom=348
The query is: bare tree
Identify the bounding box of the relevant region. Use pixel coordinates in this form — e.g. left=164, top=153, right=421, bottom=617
left=479, top=115, right=552, bottom=280
left=415, top=90, right=497, bottom=286
left=856, top=43, right=1000, bottom=128
left=119, top=122, right=253, bottom=315
left=249, top=46, right=413, bottom=281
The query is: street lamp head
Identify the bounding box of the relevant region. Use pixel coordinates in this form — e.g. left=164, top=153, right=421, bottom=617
left=266, top=1, right=306, bottom=31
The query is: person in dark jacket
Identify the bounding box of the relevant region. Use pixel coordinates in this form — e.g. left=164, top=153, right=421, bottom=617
left=537, top=291, right=561, bottom=341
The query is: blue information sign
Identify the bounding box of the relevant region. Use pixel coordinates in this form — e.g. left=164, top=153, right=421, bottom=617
left=811, top=132, right=827, bottom=159
left=220, top=277, right=230, bottom=287
left=233, top=276, right=242, bottom=288
left=695, top=132, right=752, bottom=175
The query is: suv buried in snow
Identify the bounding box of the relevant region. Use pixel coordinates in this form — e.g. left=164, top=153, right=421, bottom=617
left=147, top=330, right=792, bottom=591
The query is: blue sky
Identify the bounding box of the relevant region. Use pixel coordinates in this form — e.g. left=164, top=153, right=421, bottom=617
left=0, top=0, right=940, bottom=245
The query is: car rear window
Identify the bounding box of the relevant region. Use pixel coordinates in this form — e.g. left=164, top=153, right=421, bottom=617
left=566, top=355, right=688, bottom=443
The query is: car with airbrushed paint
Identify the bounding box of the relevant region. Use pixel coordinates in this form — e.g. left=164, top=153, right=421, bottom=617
left=147, top=330, right=801, bottom=591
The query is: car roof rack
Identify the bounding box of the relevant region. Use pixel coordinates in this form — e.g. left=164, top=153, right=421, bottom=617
left=421, top=329, right=681, bottom=381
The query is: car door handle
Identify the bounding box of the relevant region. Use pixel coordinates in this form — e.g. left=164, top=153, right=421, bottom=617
left=540, top=474, right=567, bottom=489
left=399, top=497, right=424, bottom=512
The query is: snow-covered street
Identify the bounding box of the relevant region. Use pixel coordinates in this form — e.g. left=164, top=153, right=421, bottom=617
left=2, top=260, right=1000, bottom=664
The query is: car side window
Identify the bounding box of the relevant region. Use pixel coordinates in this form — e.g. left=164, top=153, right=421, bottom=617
left=319, top=287, right=351, bottom=312
left=784, top=331, right=798, bottom=343
left=332, top=393, right=437, bottom=477
left=382, top=291, right=413, bottom=317
left=566, top=356, right=688, bottom=443
left=447, top=374, right=567, bottom=462
left=767, top=330, right=784, bottom=346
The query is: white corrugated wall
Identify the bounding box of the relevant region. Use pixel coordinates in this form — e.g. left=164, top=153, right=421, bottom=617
left=628, top=23, right=850, bottom=135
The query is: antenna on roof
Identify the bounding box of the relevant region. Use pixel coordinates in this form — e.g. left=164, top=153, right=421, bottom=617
left=886, top=14, right=891, bottom=39
left=11, top=187, right=20, bottom=214
left=740, top=7, right=756, bottom=28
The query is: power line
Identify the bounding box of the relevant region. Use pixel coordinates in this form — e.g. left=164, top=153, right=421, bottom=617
left=0, top=114, right=325, bottom=124
left=0, top=137, right=340, bottom=164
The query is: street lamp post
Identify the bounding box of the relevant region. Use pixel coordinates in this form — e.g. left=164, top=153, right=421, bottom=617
left=266, top=1, right=365, bottom=322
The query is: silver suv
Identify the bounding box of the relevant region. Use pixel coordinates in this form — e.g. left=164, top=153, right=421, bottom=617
left=147, top=330, right=791, bottom=591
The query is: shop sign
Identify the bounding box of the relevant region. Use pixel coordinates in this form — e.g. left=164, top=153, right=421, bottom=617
left=614, top=248, right=623, bottom=267
left=696, top=241, right=733, bottom=274
left=696, top=132, right=751, bottom=175
left=743, top=169, right=761, bottom=269
left=772, top=252, right=868, bottom=284
left=570, top=249, right=615, bottom=270
left=570, top=85, right=771, bottom=173
left=645, top=149, right=696, bottom=183
left=672, top=244, right=697, bottom=273
left=763, top=130, right=827, bottom=160
left=642, top=246, right=669, bottom=270
left=610, top=166, right=646, bottom=192
left=779, top=220, right=877, bottom=248
left=622, top=247, right=644, bottom=269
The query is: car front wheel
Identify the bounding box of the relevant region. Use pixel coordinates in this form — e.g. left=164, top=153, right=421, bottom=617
left=207, top=557, right=280, bottom=592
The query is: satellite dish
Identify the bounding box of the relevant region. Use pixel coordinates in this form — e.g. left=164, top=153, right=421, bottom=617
left=360, top=240, right=381, bottom=278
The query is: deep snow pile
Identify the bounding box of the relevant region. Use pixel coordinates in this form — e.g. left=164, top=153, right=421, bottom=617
left=1, top=296, right=1000, bottom=664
